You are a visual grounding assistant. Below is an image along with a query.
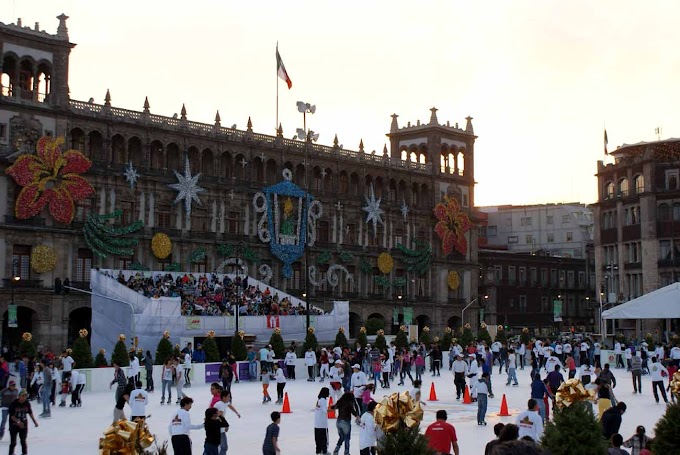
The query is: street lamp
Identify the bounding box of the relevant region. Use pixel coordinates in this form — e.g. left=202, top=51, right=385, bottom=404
left=234, top=241, right=246, bottom=335
left=297, top=101, right=316, bottom=330
left=9, top=258, right=20, bottom=338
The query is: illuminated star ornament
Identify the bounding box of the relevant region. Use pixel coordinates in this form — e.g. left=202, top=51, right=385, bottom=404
left=362, top=183, right=385, bottom=237
left=400, top=200, right=409, bottom=221
left=123, top=161, right=139, bottom=189
left=168, top=157, right=205, bottom=221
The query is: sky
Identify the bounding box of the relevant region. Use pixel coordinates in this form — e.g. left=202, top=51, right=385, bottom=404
left=4, top=0, right=680, bottom=206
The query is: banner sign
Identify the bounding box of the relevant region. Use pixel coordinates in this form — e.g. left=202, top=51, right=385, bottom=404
left=267, top=315, right=280, bottom=329
left=553, top=300, right=563, bottom=322
left=392, top=309, right=399, bottom=325
left=403, top=307, right=413, bottom=325
left=186, top=317, right=201, bottom=330
left=205, top=363, right=221, bottom=382
left=7, top=305, right=17, bottom=328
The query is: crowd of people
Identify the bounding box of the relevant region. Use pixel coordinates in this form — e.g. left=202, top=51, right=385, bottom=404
left=113, top=271, right=324, bottom=317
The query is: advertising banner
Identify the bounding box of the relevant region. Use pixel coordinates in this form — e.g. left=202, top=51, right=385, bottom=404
left=553, top=300, right=563, bottom=322
left=186, top=317, right=201, bottom=330
left=205, top=362, right=221, bottom=383
left=7, top=305, right=17, bottom=328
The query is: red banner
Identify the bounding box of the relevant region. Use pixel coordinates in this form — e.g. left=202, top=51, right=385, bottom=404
left=267, top=315, right=280, bottom=328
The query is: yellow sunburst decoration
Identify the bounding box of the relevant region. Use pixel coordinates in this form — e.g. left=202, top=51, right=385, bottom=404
left=22, top=332, right=32, bottom=342
left=118, top=334, right=126, bottom=342
left=79, top=328, right=89, bottom=338
left=480, top=322, right=487, bottom=329
left=206, top=330, right=215, bottom=338
left=447, top=271, right=460, bottom=290
left=30, top=245, right=57, bottom=273
left=377, top=252, right=394, bottom=274
left=151, top=233, right=172, bottom=259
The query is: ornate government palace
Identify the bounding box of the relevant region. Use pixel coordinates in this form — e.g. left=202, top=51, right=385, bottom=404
left=0, top=15, right=480, bottom=351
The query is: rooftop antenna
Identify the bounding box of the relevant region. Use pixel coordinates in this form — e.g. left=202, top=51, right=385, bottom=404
left=655, top=127, right=662, bottom=141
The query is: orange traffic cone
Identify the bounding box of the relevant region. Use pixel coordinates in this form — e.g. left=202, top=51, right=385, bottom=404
left=281, top=392, right=292, bottom=413
left=463, top=385, right=472, bottom=404
left=327, top=397, right=336, bottom=419
left=428, top=383, right=438, bottom=401
left=498, top=394, right=510, bottom=416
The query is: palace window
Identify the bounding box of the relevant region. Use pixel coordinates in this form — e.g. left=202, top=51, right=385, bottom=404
left=12, top=245, right=31, bottom=280
left=75, top=248, right=93, bottom=282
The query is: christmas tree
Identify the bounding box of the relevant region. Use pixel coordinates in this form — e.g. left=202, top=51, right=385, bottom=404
left=72, top=329, right=93, bottom=368
left=477, top=324, right=492, bottom=346
left=541, top=401, right=606, bottom=455
left=155, top=333, right=174, bottom=365
left=231, top=331, right=247, bottom=361
left=460, top=324, right=474, bottom=347
left=442, top=328, right=453, bottom=351
left=375, top=330, right=387, bottom=352
left=394, top=327, right=408, bottom=350
left=111, top=336, right=130, bottom=367
left=652, top=401, right=680, bottom=454
left=269, top=329, right=286, bottom=359
left=18, top=332, right=36, bottom=358
left=303, top=328, right=319, bottom=352
left=378, top=425, right=436, bottom=455
left=83, top=210, right=143, bottom=258
left=495, top=325, right=507, bottom=344
left=520, top=327, right=531, bottom=346
left=334, top=327, right=348, bottom=348
left=95, top=349, right=109, bottom=367
left=202, top=332, right=221, bottom=362
left=419, top=327, right=431, bottom=346
left=357, top=327, right=369, bottom=349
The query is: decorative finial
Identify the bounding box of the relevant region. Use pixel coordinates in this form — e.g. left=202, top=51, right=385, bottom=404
left=429, top=107, right=439, bottom=125
left=382, top=144, right=388, bottom=156
left=104, top=89, right=111, bottom=106
left=143, top=97, right=150, bottom=113
left=333, top=134, right=339, bottom=146
left=180, top=104, right=187, bottom=120
left=214, top=110, right=221, bottom=126
left=465, top=116, right=474, bottom=134
left=277, top=123, right=283, bottom=137
left=390, top=113, right=399, bottom=133
left=247, top=116, right=253, bottom=132
left=56, top=14, right=69, bottom=40
left=359, top=139, right=365, bottom=153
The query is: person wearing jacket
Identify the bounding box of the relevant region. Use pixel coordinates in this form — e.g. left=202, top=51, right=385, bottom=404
left=630, top=354, right=642, bottom=394
left=169, top=397, right=204, bottom=455
left=330, top=391, right=360, bottom=455
left=284, top=348, right=297, bottom=380
left=0, top=380, right=18, bottom=439
left=601, top=402, right=627, bottom=440
left=143, top=351, right=154, bottom=392
left=192, top=344, right=206, bottom=363
left=648, top=357, right=669, bottom=404
left=305, top=347, right=317, bottom=382
left=109, top=361, right=128, bottom=403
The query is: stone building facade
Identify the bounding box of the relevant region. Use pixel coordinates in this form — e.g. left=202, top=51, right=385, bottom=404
left=0, top=16, right=480, bottom=351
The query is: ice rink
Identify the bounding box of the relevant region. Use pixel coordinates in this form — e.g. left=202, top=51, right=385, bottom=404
left=14, top=365, right=670, bottom=454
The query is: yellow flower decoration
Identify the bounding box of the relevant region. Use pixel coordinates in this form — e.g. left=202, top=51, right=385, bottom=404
left=79, top=328, right=89, bottom=338
left=522, top=327, right=529, bottom=334
left=163, top=331, right=170, bottom=339
left=377, top=252, right=394, bottom=274
left=480, top=322, right=487, bottom=329
left=99, top=348, right=106, bottom=355
left=206, top=330, right=215, bottom=338
left=238, top=330, right=245, bottom=339
left=464, top=323, right=471, bottom=329
left=30, top=245, right=58, bottom=274
left=360, top=326, right=367, bottom=334
left=118, top=334, right=126, bottom=342
left=447, top=271, right=460, bottom=290
left=151, top=233, right=172, bottom=259
left=445, top=327, right=452, bottom=334
left=22, top=332, right=32, bottom=342
left=497, top=325, right=504, bottom=332
left=308, top=327, right=315, bottom=334
left=422, top=326, right=430, bottom=333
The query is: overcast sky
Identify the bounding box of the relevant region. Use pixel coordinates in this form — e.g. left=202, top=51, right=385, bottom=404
left=4, top=1, right=680, bottom=206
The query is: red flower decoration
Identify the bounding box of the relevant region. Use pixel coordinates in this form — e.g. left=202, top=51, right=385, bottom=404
left=433, top=196, right=472, bottom=256
left=6, top=136, right=94, bottom=224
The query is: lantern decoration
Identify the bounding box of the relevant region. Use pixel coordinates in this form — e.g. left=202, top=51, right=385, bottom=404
left=447, top=271, right=460, bottom=290
left=99, top=418, right=155, bottom=454
left=522, top=327, right=529, bottom=334
left=445, top=327, right=452, bottom=334
left=433, top=196, right=472, bottom=256
left=79, top=329, right=89, bottom=338
left=360, top=326, right=367, bottom=334
left=22, top=332, right=32, bottom=342
left=464, top=323, right=471, bottom=329
left=151, top=233, right=172, bottom=259
left=118, top=334, right=126, bottom=342
left=555, top=378, right=596, bottom=409
left=30, top=245, right=57, bottom=273
left=237, top=330, right=245, bottom=339
left=5, top=136, right=95, bottom=224
left=253, top=169, right=322, bottom=278
left=377, top=252, right=394, bottom=274
left=422, top=326, right=430, bottom=333
left=163, top=331, right=170, bottom=339
left=374, top=391, right=424, bottom=432
left=480, top=322, right=487, bottom=329
left=308, top=327, right=315, bottom=334
left=206, top=330, right=215, bottom=338
left=497, top=325, right=504, bottom=332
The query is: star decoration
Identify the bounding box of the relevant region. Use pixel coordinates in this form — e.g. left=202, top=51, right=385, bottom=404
left=335, top=201, right=343, bottom=212
left=228, top=189, right=235, bottom=200
left=168, top=157, right=205, bottom=221
left=123, top=161, right=139, bottom=189
left=240, top=158, right=248, bottom=168
left=362, top=183, right=385, bottom=237
left=400, top=200, right=409, bottom=221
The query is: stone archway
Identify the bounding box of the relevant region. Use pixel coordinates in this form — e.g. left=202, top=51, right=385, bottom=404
left=366, top=312, right=385, bottom=335
left=67, top=307, right=92, bottom=348
left=447, top=316, right=461, bottom=331
left=2, top=306, right=38, bottom=355
left=348, top=312, right=362, bottom=338
left=415, top=314, right=432, bottom=335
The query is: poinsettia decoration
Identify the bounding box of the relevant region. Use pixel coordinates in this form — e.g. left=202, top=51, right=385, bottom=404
left=433, top=196, right=472, bottom=256
left=6, top=136, right=94, bottom=224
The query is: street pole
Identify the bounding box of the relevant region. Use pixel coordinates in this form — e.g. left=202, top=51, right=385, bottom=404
left=461, top=298, right=477, bottom=328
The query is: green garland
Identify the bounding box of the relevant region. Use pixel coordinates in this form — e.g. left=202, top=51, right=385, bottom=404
left=130, top=261, right=150, bottom=272
left=217, top=244, right=234, bottom=257
left=393, top=276, right=407, bottom=288
left=317, top=250, right=332, bottom=265
left=190, top=247, right=207, bottom=263
left=395, top=237, right=432, bottom=276
left=165, top=262, right=181, bottom=272
left=360, top=257, right=372, bottom=274
left=83, top=210, right=143, bottom=258
left=338, top=251, right=355, bottom=264
left=242, top=246, right=259, bottom=263
left=375, top=275, right=391, bottom=289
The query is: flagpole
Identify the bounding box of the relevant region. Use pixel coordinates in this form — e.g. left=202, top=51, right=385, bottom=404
left=276, top=42, right=279, bottom=134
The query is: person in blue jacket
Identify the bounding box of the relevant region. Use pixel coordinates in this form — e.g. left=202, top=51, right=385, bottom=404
left=192, top=344, right=206, bottom=363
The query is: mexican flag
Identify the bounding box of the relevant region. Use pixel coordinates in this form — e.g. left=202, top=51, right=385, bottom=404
left=276, top=47, right=292, bottom=89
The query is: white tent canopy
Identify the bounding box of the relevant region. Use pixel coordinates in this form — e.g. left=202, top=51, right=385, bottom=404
left=602, top=282, right=680, bottom=320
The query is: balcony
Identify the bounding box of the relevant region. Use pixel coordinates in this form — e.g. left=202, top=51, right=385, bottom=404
left=2, top=278, right=43, bottom=289
left=4, top=215, right=46, bottom=227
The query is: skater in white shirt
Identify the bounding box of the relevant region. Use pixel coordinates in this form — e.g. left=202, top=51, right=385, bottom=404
left=129, top=380, right=149, bottom=420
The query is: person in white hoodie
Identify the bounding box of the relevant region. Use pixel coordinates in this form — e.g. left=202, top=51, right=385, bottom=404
left=284, top=348, right=297, bottom=380
left=516, top=398, right=544, bottom=442
left=175, top=358, right=186, bottom=404
left=128, top=352, right=140, bottom=386
left=649, top=357, right=669, bottom=404
left=129, top=380, right=149, bottom=421
left=169, top=397, right=203, bottom=455
left=314, top=387, right=330, bottom=455
left=272, top=363, right=287, bottom=405
left=305, top=347, right=317, bottom=382
left=359, top=401, right=379, bottom=455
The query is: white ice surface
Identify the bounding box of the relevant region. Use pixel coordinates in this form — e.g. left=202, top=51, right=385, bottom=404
left=17, top=366, right=670, bottom=454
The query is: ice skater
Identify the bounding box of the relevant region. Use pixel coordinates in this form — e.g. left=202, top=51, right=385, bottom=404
left=272, top=363, right=287, bottom=405
left=314, top=387, right=330, bottom=455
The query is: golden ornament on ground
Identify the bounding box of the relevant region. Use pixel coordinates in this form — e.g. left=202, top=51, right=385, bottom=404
left=30, top=245, right=57, bottom=274
left=374, top=391, right=424, bottom=432
left=377, top=252, right=394, bottom=274
left=555, top=378, right=595, bottom=409
left=151, top=233, right=172, bottom=259
left=670, top=371, right=680, bottom=399
left=99, top=418, right=155, bottom=454
left=447, top=270, right=460, bottom=290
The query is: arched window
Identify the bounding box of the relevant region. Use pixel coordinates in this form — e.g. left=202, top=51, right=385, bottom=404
left=350, top=173, right=359, bottom=196
left=633, top=174, right=644, bottom=194
left=617, top=178, right=629, bottom=197
left=128, top=137, right=142, bottom=167
left=202, top=149, right=214, bottom=176
left=338, top=172, right=348, bottom=194
left=604, top=182, right=615, bottom=199
left=150, top=140, right=164, bottom=170
left=166, top=143, right=180, bottom=172
left=658, top=203, right=671, bottom=221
